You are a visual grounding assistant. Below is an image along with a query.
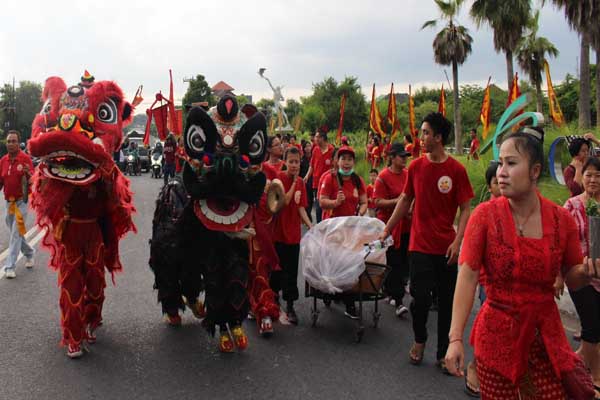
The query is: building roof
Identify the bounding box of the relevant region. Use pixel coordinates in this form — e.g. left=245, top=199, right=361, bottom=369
left=212, top=81, right=235, bottom=92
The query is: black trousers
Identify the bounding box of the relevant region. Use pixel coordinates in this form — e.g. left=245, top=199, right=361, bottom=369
left=313, top=188, right=323, bottom=224
left=305, top=179, right=314, bottom=221
left=272, top=242, right=300, bottom=303
left=570, top=285, right=600, bottom=343
left=409, top=251, right=458, bottom=360
left=384, top=233, right=410, bottom=303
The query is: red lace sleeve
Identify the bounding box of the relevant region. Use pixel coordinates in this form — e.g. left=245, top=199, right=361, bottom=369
left=561, top=209, right=583, bottom=272
left=459, top=202, right=489, bottom=271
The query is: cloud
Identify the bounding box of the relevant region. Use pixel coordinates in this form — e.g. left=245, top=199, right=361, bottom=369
left=0, top=0, right=582, bottom=110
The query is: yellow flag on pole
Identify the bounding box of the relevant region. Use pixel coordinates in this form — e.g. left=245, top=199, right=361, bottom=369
left=369, top=84, right=385, bottom=137
left=479, top=77, right=492, bottom=139
left=544, top=60, right=564, bottom=127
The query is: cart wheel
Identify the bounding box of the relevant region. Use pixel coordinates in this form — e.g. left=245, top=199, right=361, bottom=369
left=373, top=312, right=381, bottom=328
left=355, top=327, right=364, bottom=343
left=323, top=298, right=332, bottom=308
left=311, top=309, right=319, bottom=327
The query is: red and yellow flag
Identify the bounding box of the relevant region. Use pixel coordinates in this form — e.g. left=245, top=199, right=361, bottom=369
left=369, top=84, right=385, bottom=137
left=544, top=60, right=564, bottom=126
left=438, top=84, right=446, bottom=117
left=480, top=77, right=492, bottom=139
left=387, top=83, right=398, bottom=141
left=507, top=72, right=521, bottom=107
left=336, top=93, right=346, bottom=146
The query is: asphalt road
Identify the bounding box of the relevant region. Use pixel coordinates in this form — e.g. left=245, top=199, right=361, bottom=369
left=0, top=172, right=474, bottom=400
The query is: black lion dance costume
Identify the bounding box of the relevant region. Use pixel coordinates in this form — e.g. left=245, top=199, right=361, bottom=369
left=150, top=95, right=281, bottom=352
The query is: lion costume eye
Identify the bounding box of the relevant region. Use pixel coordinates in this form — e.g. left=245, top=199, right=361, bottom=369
left=97, top=99, right=117, bottom=124
left=187, top=125, right=206, bottom=153
left=41, top=99, right=51, bottom=115
left=248, top=131, right=264, bottom=158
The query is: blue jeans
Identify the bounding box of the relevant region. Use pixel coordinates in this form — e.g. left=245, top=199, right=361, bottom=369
left=4, top=200, right=34, bottom=271
left=163, top=163, right=175, bottom=186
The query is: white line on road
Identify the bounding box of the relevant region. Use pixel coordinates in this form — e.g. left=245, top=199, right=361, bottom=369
left=0, top=228, right=46, bottom=280
left=0, top=226, right=39, bottom=262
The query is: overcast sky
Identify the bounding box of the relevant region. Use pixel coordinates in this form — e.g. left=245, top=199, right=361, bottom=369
left=0, top=0, right=583, bottom=112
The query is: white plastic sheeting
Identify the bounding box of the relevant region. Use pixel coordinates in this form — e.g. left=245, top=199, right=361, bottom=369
left=300, top=216, right=388, bottom=294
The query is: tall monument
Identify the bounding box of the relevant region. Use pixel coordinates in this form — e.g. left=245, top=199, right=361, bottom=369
left=258, top=68, right=292, bottom=132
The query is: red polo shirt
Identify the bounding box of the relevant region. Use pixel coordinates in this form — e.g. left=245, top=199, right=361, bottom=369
left=310, top=144, right=334, bottom=189
left=0, top=150, right=33, bottom=201
left=273, top=171, right=308, bottom=245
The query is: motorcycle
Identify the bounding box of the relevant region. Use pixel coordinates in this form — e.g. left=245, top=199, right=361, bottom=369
left=125, top=154, right=141, bottom=176
left=151, top=153, right=163, bottom=179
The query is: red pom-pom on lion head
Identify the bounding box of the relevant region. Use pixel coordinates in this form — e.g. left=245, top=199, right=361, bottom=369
left=29, top=73, right=133, bottom=185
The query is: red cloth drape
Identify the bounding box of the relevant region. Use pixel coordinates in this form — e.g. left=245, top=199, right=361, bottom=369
left=152, top=104, right=169, bottom=140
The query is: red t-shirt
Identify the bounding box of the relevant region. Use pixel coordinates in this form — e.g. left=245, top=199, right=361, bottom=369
left=273, top=171, right=308, bottom=245
left=265, top=159, right=285, bottom=173
left=375, top=167, right=410, bottom=233
left=366, top=184, right=376, bottom=210
left=0, top=150, right=33, bottom=200
left=261, top=162, right=278, bottom=181
left=470, top=138, right=480, bottom=160
left=371, top=146, right=381, bottom=168
left=320, top=173, right=366, bottom=218
left=403, top=155, right=474, bottom=255
left=310, top=144, right=335, bottom=189
left=163, top=144, right=176, bottom=164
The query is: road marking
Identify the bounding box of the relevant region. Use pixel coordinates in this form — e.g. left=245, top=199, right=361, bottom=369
left=0, top=228, right=46, bottom=280
left=0, top=226, right=39, bottom=262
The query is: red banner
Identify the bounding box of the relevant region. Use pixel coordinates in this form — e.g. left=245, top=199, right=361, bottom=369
left=152, top=104, right=169, bottom=140
left=408, top=85, right=420, bottom=157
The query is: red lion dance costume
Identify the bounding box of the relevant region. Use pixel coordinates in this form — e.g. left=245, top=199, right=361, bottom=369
left=28, top=72, right=136, bottom=358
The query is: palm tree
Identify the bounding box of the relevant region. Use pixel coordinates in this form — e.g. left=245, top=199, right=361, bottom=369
left=547, top=0, right=600, bottom=128
left=592, top=26, right=600, bottom=129
left=515, top=10, right=559, bottom=114
left=470, top=0, right=532, bottom=92
left=422, top=0, right=473, bottom=154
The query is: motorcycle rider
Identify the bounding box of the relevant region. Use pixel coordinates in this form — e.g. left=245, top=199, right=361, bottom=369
left=127, top=141, right=141, bottom=175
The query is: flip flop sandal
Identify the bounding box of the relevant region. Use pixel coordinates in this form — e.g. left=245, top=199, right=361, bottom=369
left=464, top=375, right=481, bottom=398
left=409, top=343, right=425, bottom=365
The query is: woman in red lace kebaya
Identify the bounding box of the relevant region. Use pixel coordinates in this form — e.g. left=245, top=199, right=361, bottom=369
left=445, top=127, right=598, bottom=399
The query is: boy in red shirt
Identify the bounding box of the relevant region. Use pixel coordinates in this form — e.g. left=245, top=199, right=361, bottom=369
left=0, top=130, right=35, bottom=278
left=366, top=168, right=378, bottom=218
left=304, top=131, right=334, bottom=223
left=468, top=129, right=480, bottom=161
left=382, top=112, right=473, bottom=369
left=375, top=143, right=412, bottom=318
left=272, top=147, right=312, bottom=324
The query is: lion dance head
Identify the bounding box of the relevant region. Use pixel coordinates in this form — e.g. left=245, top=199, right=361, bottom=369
left=29, top=71, right=133, bottom=184
left=182, top=94, right=268, bottom=232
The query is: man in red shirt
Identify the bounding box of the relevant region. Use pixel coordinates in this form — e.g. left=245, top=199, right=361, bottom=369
left=468, top=129, right=480, bottom=161
left=366, top=168, right=378, bottom=218
left=304, top=131, right=334, bottom=223
left=375, top=143, right=412, bottom=318
left=382, top=113, right=473, bottom=369
left=162, top=134, right=177, bottom=186
left=0, top=131, right=35, bottom=278
left=272, top=147, right=312, bottom=324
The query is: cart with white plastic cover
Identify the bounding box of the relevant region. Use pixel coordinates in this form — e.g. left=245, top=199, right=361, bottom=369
left=300, top=216, right=392, bottom=342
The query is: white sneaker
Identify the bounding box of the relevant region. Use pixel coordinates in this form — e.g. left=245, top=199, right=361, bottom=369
left=5, top=269, right=16, bottom=279
left=25, top=258, right=34, bottom=269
